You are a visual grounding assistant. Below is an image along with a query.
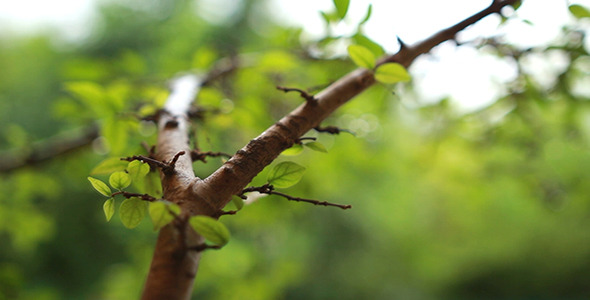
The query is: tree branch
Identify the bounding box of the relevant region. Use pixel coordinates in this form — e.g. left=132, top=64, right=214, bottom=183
left=203, top=0, right=518, bottom=210
left=0, top=125, right=99, bottom=173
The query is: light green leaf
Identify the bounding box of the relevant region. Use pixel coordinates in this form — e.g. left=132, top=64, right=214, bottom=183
left=360, top=4, right=372, bottom=25
left=189, top=216, right=230, bottom=246
left=103, top=198, right=115, bottom=222
left=119, top=197, right=147, bottom=229
left=569, top=4, right=590, bottom=19
left=352, top=34, right=385, bottom=57
left=91, top=157, right=128, bottom=175
left=102, top=117, right=129, bottom=155
left=64, top=81, right=106, bottom=114
left=305, top=142, right=328, bottom=153
left=88, top=177, right=112, bottom=197
left=333, top=0, right=350, bottom=19
left=127, top=160, right=150, bottom=183
left=347, top=45, right=376, bottom=69
left=149, top=201, right=180, bottom=231
left=281, top=144, right=304, bottom=156
left=232, top=196, right=244, bottom=211
left=374, top=63, right=411, bottom=84
left=267, top=162, right=306, bottom=188
left=109, top=171, right=131, bottom=190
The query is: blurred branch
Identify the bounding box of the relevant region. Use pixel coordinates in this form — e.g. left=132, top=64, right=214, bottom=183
left=0, top=125, right=99, bottom=173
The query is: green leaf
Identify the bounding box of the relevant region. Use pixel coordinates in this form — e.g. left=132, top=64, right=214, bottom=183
left=88, top=177, right=112, bottom=197
left=232, top=196, right=244, bottom=211
left=103, top=198, right=115, bottom=222
left=267, top=162, right=306, bottom=188
left=347, top=45, right=376, bottom=69
left=119, top=197, right=147, bottom=229
left=102, top=117, right=129, bottom=155
left=374, top=63, right=411, bottom=84
left=189, top=216, right=230, bottom=246
left=360, top=4, right=372, bottom=25
left=569, top=4, right=590, bottom=19
left=333, top=0, right=350, bottom=19
left=510, top=0, right=522, bottom=10
left=352, top=34, right=385, bottom=57
left=149, top=201, right=180, bottom=231
left=304, top=142, right=328, bottom=153
left=64, top=81, right=106, bottom=114
left=281, top=144, right=304, bottom=156
left=127, top=160, right=150, bottom=183
left=91, top=157, right=128, bottom=175
left=109, top=171, right=131, bottom=190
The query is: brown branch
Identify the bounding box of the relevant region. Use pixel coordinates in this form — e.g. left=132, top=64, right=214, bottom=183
left=0, top=125, right=99, bottom=173
left=203, top=0, right=517, bottom=210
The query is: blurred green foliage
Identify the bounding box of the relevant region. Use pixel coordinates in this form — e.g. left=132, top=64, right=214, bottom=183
left=1, top=0, right=590, bottom=299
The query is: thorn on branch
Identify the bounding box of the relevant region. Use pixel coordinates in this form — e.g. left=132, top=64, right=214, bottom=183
left=276, top=86, right=317, bottom=102
left=239, top=184, right=352, bottom=210
left=214, top=210, right=237, bottom=218
left=188, top=244, right=222, bottom=252
left=191, top=149, right=232, bottom=163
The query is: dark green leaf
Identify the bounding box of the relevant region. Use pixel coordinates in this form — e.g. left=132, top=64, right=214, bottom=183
left=88, top=177, right=112, bottom=197
left=149, top=201, right=180, bottom=231
left=119, top=197, right=147, bottom=229
left=347, top=45, right=376, bottom=69
left=267, top=162, right=306, bottom=188
left=333, top=0, right=350, bottom=20
left=103, top=198, right=115, bottom=222
left=189, top=216, right=230, bottom=246
left=109, top=171, right=131, bottom=190
left=374, top=63, right=411, bottom=84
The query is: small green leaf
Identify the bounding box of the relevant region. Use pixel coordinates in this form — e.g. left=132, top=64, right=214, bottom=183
left=119, top=197, right=147, bottom=229
left=347, top=45, right=376, bottom=69
left=267, top=162, right=306, bottom=188
left=232, top=196, right=244, bottom=211
left=304, top=142, right=328, bottom=153
left=189, top=216, right=230, bottom=246
left=360, top=4, right=372, bottom=25
left=149, top=201, right=180, bottom=231
left=91, top=157, right=128, bottom=175
left=353, top=34, right=385, bottom=57
left=333, top=0, right=350, bottom=19
left=127, top=160, right=150, bottom=183
left=374, top=63, right=411, bottom=84
left=88, top=177, right=112, bottom=197
left=109, top=171, right=131, bottom=190
left=510, top=0, right=522, bottom=10
left=103, top=198, right=115, bottom=222
left=281, top=144, right=304, bottom=156
left=569, top=4, right=590, bottom=19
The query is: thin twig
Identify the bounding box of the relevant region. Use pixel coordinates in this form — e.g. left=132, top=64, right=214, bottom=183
left=240, top=184, right=352, bottom=210
left=191, top=150, right=232, bottom=163
left=111, top=191, right=157, bottom=202
left=276, top=86, right=317, bottom=102
left=187, top=244, right=222, bottom=252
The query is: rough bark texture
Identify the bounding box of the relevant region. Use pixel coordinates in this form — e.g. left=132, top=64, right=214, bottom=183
left=141, top=1, right=518, bottom=299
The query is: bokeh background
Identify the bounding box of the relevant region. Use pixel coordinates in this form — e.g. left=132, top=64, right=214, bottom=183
left=2, top=0, right=590, bottom=299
